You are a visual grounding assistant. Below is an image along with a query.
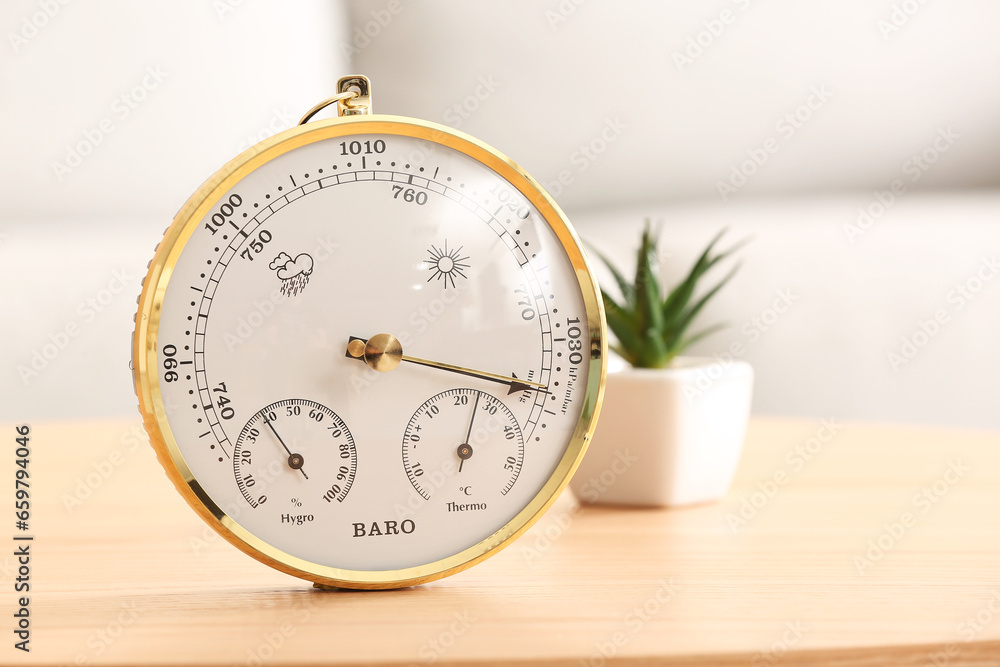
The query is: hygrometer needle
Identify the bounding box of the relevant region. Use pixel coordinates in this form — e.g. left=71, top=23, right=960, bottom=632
left=264, top=418, right=308, bottom=479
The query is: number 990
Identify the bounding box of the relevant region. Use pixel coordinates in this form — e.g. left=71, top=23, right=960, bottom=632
left=162, top=343, right=179, bottom=382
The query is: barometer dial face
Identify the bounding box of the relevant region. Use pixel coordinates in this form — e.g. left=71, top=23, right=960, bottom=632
left=134, top=115, right=605, bottom=589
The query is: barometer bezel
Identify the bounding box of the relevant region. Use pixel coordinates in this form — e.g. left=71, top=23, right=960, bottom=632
left=133, top=114, right=606, bottom=589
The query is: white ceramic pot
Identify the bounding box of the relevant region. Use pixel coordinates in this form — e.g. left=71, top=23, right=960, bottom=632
left=569, top=356, right=753, bottom=507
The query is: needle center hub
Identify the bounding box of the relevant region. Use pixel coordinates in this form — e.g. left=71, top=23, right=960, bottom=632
left=362, top=333, right=403, bottom=372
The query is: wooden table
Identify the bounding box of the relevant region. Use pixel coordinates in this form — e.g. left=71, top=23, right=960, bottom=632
left=4, top=417, right=1000, bottom=666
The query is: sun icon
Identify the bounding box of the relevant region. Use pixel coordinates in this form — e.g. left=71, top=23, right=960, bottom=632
left=425, top=241, right=470, bottom=289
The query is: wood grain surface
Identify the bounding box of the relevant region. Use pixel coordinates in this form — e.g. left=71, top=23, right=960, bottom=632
left=3, top=417, right=999, bottom=666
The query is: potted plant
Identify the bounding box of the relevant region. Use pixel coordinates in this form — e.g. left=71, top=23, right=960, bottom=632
left=570, top=224, right=753, bottom=507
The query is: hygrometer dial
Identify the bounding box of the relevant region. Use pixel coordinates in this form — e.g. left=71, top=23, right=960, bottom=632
left=232, top=399, right=357, bottom=512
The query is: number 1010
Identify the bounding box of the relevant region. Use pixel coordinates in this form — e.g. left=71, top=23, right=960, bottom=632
left=340, top=140, right=386, bottom=156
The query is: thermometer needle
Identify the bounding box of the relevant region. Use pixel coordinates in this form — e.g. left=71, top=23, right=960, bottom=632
left=264, top=418, right=308, bottom=479
left=347, top=334, right=549, bottom=395
left=458, top=392, right=480, bottom=473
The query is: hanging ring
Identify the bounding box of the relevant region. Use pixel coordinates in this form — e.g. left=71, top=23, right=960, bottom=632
left=298, top=75, right=373, bottom=125
left=298, top=91, right=359, bottom=125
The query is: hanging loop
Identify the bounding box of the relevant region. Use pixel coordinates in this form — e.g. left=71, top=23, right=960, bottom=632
left=298, top=75, right=373, bottom=125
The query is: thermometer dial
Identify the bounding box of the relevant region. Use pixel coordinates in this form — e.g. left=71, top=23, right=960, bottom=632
left=402, top=388, right=524, bottom=501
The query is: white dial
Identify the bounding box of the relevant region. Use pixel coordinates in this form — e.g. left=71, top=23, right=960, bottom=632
left=136, top=115, right=605, bottom=588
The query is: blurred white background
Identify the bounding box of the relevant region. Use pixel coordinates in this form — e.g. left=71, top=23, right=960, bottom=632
left=1, top=0, right=998, bottom=428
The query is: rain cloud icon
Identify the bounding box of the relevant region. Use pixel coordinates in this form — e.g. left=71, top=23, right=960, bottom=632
left=269, top=252, right=314, bottom=297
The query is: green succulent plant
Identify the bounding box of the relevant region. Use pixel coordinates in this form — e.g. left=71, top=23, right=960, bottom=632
left=592, top=223, right=744, bottom=369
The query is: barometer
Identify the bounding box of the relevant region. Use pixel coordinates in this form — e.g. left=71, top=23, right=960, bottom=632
left=133, top=75, right=605, bottom=589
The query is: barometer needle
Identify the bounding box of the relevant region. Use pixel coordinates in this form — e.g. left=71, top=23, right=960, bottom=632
left=346, top=335, right=550, bottom=395
left=264, top=418, right=308, bottom=479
